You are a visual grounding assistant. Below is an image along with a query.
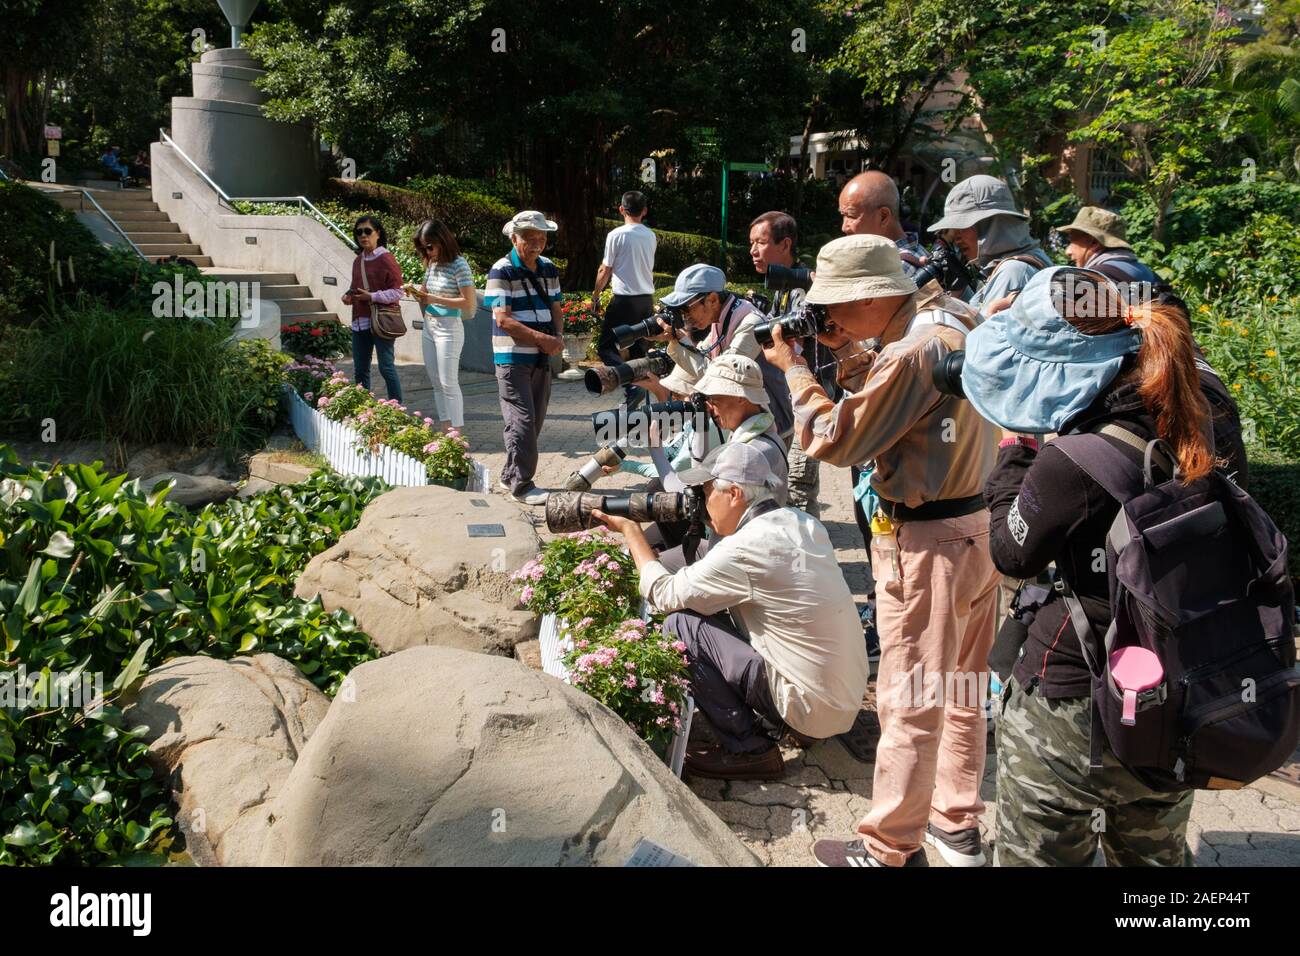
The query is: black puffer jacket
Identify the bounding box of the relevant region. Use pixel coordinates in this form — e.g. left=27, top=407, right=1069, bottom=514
left=984, top=367, right=1244, bottom=698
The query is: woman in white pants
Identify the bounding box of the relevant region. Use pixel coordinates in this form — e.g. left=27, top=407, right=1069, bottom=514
left=404, top=219, right=477, bottom=429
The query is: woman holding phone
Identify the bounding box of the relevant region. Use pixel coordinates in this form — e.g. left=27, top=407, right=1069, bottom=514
left=341, top=215, right=404, bottom=402
left=404, top=219, right=476, bottom=430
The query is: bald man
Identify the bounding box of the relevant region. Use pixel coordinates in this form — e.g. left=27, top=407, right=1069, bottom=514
left=838, top=171, right=926, bottom=266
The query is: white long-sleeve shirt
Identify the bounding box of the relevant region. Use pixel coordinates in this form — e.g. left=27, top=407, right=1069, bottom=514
left=640, top=506, right=868, bottom=738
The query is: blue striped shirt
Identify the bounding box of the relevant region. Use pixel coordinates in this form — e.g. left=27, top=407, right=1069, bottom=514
left=484, top=248, right=561, bottom=365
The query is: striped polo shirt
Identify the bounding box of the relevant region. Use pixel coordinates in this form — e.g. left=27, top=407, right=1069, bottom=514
left=484, top=248, right=561, bottom=365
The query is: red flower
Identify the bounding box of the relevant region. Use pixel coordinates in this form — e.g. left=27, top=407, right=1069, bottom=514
left=311, top=327, right=325, bottom=336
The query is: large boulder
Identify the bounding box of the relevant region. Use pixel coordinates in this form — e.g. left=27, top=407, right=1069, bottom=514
left=123, top=654, right=329, bottom=866
left=293, top=484, right=540, bottom=656
left=257, top=647, right=760, bottom=866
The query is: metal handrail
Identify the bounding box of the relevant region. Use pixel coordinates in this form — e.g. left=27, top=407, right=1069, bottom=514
left=158, top=129, right=357, bottom=250
left=75, top=189, right=148, bottom=260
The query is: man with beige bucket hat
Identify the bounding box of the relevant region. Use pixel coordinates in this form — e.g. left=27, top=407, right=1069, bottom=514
left=762, top=233, right=1000, bottom=868
left=1056, top=205, right=1159, bottom=302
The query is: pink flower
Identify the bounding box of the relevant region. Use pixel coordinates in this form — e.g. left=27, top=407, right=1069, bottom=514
left=624, top=676, right=638, bottom=688
left=519, top=585, right=534, bottom=604
left=304, top=391, right=314, bottom=400
left=671, top=641, right=686, bottom=653
left=424, top=418, right=434, bottom=426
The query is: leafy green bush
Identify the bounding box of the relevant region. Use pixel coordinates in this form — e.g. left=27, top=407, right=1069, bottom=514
left=1121, top=180, right=1300, bottom=251
left=0, top=452, right=385, bottom=865
left=1151, top=213, right=1300, bottom=306
left=0, top=181, right=205, bottom=326
left=1248, top=447, right=1300, bottom=587
left=0, top=302, right=288, bottom=453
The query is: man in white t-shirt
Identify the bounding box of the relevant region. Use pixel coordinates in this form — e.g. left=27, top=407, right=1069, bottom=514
left=593, top=190, right=658, bottom=405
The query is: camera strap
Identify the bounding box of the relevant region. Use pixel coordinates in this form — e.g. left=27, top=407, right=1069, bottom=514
left=704, top=295, right=744, bottom=356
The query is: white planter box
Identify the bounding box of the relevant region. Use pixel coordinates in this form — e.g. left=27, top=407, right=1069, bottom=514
left=538, top=611, right=694, bottom=777
left=285, top=386, right=489, bottom=491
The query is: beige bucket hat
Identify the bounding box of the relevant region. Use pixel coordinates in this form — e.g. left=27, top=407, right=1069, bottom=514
left=805, top=234, right=918, bottom=305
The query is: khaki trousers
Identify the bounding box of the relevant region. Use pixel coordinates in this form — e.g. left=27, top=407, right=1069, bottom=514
left=857, top=510, right=1000, bottom=865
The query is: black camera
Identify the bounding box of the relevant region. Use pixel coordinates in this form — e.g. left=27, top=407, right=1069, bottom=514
left=753, top=303, right=830, bottom=349
left=613, top=306, right=682, bottom=351
left=584, top=349, right=675, bottom=395
left=764, top=263, right=813, bottom=293
left=589, top=399, right=699, bottom=437
left=932, top=349, right=965, bottom=398
left=911, top=238, right=971, bottom=297
left=545, top=486, right=705, bottom=534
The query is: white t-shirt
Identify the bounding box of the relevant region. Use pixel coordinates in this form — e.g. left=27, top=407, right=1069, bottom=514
left=602, top=222, right=657, bottom=296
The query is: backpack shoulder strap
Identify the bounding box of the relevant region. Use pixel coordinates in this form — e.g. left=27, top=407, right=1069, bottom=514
left=1049, top=431, right=1147, bottom=503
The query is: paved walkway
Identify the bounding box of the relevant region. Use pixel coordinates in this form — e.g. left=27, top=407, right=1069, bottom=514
left=353, top=356, right=1300, bottom=867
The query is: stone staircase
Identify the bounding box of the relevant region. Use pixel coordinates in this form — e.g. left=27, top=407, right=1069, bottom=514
left=80, top=187, right=340, bottom=327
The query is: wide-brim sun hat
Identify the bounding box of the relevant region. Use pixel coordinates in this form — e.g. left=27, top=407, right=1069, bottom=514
left=692, top=354, right=769, bottom=407
left=503, top=210, right=558, bottom=236
left=805, top=234, right=917, bottom=305
left=657, top=365, right=698, bottom=396
left=962, top=266, right=1141, bottom=434
left=927, top=174, right=1029, bottom=232
left=1054, top=206, right=1132, bottom=250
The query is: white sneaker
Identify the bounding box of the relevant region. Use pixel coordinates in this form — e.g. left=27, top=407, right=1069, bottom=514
left=924, top=823, right=987, bottom=867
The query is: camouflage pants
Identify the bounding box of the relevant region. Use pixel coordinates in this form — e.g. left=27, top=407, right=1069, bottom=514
left=995, top=675, right=1193, bottom=867
left=786, top=431, right=820, bottom=516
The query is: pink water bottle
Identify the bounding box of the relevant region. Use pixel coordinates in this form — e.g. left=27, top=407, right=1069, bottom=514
left=1109, top=646, right=1164, bottom=726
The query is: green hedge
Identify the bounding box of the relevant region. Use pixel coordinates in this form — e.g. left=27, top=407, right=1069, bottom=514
left=325, top=176, right=513, bottom=262
left=1120, top=180, right=1300, bottom=251
left=1248, top=447, right=1300, bottom=586
left=595, top=217, right=726, bottom=276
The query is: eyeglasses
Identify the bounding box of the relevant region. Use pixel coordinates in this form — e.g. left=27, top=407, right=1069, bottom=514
left=354, top=227, right=375, bottom=237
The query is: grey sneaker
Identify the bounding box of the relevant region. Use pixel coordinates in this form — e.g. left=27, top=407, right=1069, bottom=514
left=924, top=823, right=987, bottom=867
left=515, top=486, right=549, bottom=506
left=812, top=838, right=928, bottom=868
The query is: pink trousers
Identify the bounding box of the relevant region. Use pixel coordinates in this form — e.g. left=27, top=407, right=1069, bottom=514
left=857, top=510, right=1000, bottom=866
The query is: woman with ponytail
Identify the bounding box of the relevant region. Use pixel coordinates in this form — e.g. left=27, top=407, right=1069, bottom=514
left=961, top=267, right=1216, bottom=867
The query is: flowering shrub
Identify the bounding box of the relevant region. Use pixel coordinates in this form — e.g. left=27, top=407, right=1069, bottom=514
left=559, top=293, right=600, bottom=336
left=281, top=319, right=351, bottom=359
left=512, top=527, right=640, bottom=625
left=285, top=355, right=339, bottom=403
left=562, top=618, right=690, bottom=753
left=308, top=373, right=473, bottom=484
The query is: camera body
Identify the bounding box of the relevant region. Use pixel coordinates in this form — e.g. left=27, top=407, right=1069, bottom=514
left=912, top=238, right=971, bottom=297
left=753, top=303, right=830, bottom=349
left=613, top=305, right=684, bottom=351
left=545, top=485, right=706, bottom=533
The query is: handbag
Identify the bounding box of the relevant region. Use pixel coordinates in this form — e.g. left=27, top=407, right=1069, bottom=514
left=359, top=253, right=406, bottom=340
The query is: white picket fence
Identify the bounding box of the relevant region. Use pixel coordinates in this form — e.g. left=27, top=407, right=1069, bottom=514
left=285, top=386, right=489, bottom=491
left=539, top=611, right=694, bottom=777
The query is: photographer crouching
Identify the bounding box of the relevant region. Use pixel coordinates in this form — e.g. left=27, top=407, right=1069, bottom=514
left=763, top=234, right=1000, bottom=868
left=591, top=443, right=868, bottom=781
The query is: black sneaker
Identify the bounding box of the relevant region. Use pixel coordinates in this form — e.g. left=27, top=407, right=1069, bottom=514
left=860, top=601, right=880, bottom=662
left=812, top=839, right=928, bottom=868
left=924, top=823, right=987, bottom=867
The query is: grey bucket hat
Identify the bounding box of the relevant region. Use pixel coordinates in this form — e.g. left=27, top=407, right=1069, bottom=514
left=927, top=175, right=1029, bottom=232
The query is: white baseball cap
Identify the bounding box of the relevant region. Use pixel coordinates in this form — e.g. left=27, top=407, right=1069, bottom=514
left=678, top=441, right=778, bottom=489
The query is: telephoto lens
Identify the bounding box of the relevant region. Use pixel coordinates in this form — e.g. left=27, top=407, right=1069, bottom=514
left=764, top=263, right=813, bottom=292
left=912, top=239, right=971, bottom=299
left=545, top=491, right=690, bottom=533
left=583, top=349, right=675, bottom=395
left=932, top=349, right=965, bottom=398
left=613, top=307, right=680, bottom=350
left=564, top=442, right=628, bottom=492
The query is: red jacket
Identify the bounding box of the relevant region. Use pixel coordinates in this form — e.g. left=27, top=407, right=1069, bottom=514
left=349, top=249, right=403, bottom=326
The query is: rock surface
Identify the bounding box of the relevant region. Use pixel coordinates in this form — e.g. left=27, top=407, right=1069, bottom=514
left=293, top=484, right=540, bottom=656
left=123, top=654, right=330, bottom=866
left=140, top=470, right=238, bottom=508
left=257, top=646, right=759, bottom=866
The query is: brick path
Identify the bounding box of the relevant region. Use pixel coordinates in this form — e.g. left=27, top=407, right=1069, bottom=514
left=358, top=356, right=1300, bottom=867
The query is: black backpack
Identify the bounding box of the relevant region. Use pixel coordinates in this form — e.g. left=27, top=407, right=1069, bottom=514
left=1052, top=425, right=1300, bottom=792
